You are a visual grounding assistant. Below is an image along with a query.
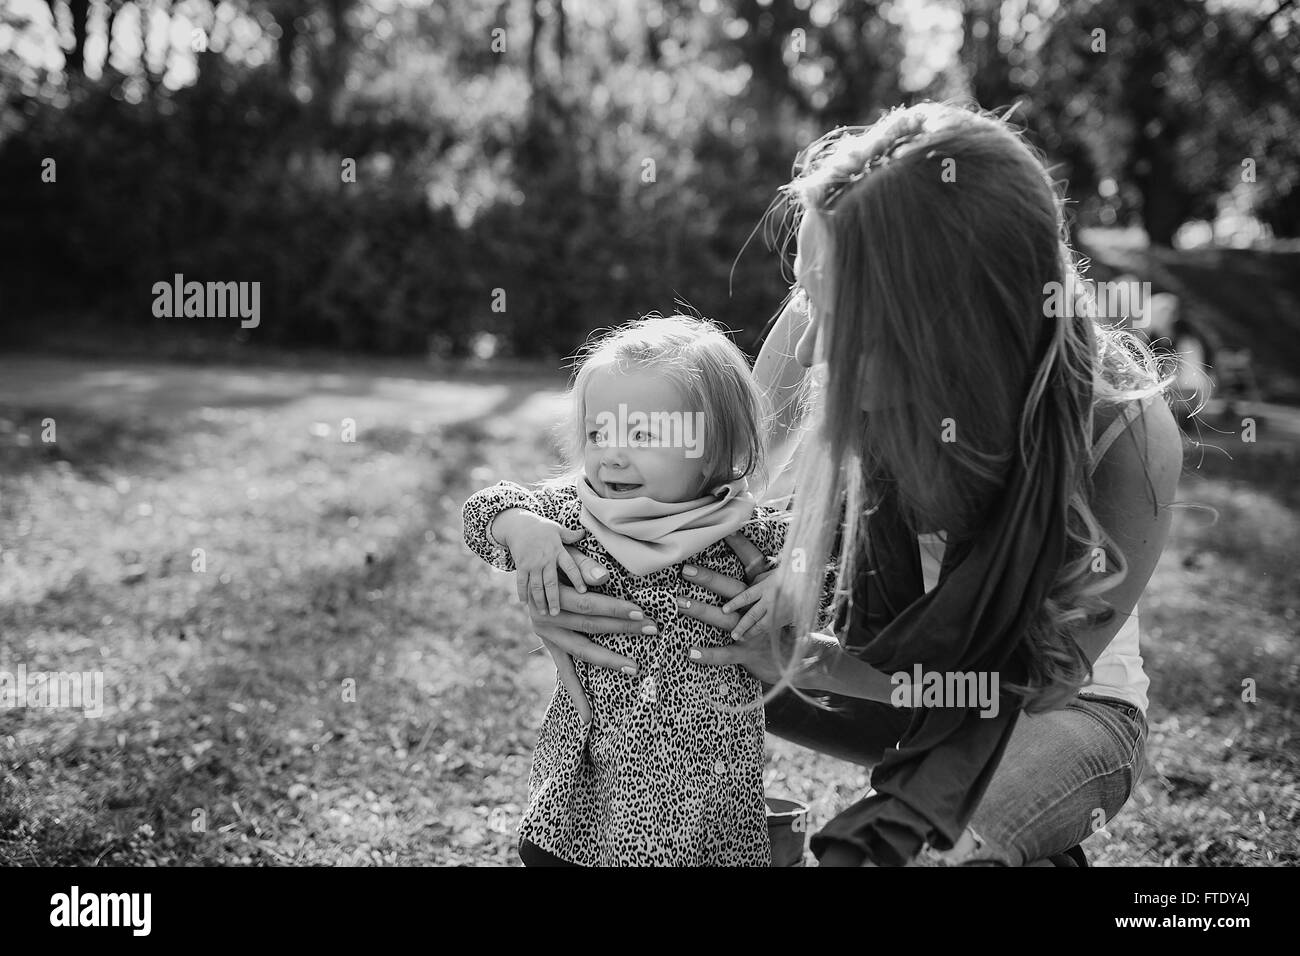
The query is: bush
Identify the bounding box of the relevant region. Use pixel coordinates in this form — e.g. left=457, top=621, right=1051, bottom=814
left=2, top=59, right=794, bottom=360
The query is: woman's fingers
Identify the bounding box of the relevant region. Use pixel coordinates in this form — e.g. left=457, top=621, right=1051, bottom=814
left=680, top=563, right=747, bottom=601
left=731, top=604, right=768, bottom=639
left=676, top=594, right=740, bottom=632
left=530, top=585, right=630, bottom=616
left=541, top=638, right=592, bottom=725
left=565, top=546, right=611, bottom=588
left=721, top=582, right=764, bottom=614
left=527, top=590, right=651, bottom=635
left=543, top=610, right=656, bottom=635
left=558, top=586, right=650, bottom=626
left=534, top=623, right=637, bottom=673
left=687, top=642, right=744, bottom=667
left=556, top=548, right=587, bottom=595
left=689, top=623, right=794, bottom=684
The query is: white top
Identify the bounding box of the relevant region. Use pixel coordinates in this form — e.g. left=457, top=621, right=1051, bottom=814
left=918, top=533, right=1149, bottom=714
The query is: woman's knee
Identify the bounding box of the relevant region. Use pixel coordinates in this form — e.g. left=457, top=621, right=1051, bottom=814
left=957, top=702, right=1146, bottom=864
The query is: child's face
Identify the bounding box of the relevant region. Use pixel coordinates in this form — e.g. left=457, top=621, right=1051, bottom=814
left=583, top=366, right=708, bottom=503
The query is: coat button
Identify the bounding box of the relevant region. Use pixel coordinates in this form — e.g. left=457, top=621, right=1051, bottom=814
left=718, top=682, right=730, bottom=695
left=640, top=676, right=657, bottom=704
left=714, top=759, right=727, bottom=775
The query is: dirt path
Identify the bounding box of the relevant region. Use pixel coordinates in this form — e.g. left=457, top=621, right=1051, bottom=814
left=0, top=356, right=573, bottom=436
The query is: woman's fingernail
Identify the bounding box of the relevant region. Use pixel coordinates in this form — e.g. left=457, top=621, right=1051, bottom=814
left=642, top=625, right=658, bottom=635
left=629, top=610, right=644, bottom=620
left=620, top=665, right=637, bottom=675
left=689, top=648, right=702, bottom=660
left=592, top=568, right=607, bottom=579
left=551, top=607, right=560, bottom=616
left=676, top=597, right=691, bottom=609
left=722, top=602, right=734, bottom=613
left=682, top=565, right=697, bottom=577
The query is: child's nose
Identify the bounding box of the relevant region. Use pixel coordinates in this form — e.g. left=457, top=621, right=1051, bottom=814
left=602, top=445, right=628, bottom=467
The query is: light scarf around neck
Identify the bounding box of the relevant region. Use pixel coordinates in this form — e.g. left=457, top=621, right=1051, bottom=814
left=575, top=476, right=757, bottom=577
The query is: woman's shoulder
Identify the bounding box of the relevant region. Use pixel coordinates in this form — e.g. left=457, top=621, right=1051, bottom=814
left=1089, top=394, right=1183, bottom=499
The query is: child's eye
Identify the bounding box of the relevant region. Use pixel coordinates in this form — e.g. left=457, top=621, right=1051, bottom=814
left=587, top=430, right=607, bottom=445
left=629, top=429, right=652, bottom=445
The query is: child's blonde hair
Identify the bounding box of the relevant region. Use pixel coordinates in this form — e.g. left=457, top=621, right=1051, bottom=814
left=555, top=313, right=768, bottom=494
left=769, top=102, right=1174, bottom=713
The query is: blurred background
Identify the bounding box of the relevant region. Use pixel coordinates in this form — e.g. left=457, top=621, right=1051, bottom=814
left=1, top=0, right=1297, bottom=866
left=2, top=0, right=1300, bottom=378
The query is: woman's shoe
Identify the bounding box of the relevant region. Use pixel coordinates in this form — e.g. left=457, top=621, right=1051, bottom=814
left=1045, top=844, right=1089, bottom=867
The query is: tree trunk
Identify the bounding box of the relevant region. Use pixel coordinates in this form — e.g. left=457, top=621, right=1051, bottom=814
left=527, top=0, right=542, bottom=88
left=139, top=0, right=161, bottom=95
left=1125, top=3, right=1192, bottom=247
left=103, top=0, right=124, bottom=74
left=45, top=0, right=92, bottom=78
left=271, top=0, right=301, bottom=84
left=556, top=0, right=567, bottom=68
left=963, top=0, right=1015, bottom=110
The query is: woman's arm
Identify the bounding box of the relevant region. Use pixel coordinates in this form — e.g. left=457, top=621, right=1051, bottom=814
left=683, top=602, right=897, bottom=702
left=678, top=534, right=898, bottom=702
left=796, top=632, right=897, bottom=701
left=1072, top=395, right=1183, bottom=665
left=752, top=297, right=812, bottom=449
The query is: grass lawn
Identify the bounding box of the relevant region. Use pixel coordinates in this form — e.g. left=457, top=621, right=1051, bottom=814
left=1, top=355, right=1296, bottom=866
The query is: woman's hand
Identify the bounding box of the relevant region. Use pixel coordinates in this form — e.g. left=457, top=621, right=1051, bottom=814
left=686, top=617, right=797, bottom=685
left=676, top=533, right=795, bottom=684
left=678, top=536, right=897, bottom=702
left=521, top=546, right=657, bottom=725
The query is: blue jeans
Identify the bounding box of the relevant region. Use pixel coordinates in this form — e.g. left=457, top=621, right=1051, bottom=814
left=764, top=690, right=1148, bottom=866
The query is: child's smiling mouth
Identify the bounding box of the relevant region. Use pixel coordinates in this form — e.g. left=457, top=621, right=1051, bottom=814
left=604, top=481, right=643, bottom=494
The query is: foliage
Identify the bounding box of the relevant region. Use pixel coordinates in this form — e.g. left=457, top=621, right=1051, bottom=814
left=2, top=1, right=1295, bottom=355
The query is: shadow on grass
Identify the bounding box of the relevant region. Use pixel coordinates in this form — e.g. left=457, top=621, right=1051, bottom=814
left=0, top=409, right=519, bottom=864
left=0, top=406, right=199, bottom=484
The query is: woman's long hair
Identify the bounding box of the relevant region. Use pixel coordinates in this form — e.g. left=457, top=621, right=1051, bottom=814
left=769, top=103, right=1173, bottom=714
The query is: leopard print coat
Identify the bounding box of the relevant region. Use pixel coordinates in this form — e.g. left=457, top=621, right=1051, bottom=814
left=463, top=479, right=789, bottom=866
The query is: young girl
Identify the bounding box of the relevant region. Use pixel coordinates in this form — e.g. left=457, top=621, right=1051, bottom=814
left=461, top=314, right=789, bottom=867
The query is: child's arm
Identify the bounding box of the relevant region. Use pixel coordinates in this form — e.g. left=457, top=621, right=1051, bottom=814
left=712, top=508, right=838, bottom=639
left=707, top=508, right=787, bottom=639
left=462, top=481, right=587, bottom=615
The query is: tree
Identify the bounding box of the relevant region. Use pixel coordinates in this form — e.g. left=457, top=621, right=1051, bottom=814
left=43, top=0, right=91, bottom=78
